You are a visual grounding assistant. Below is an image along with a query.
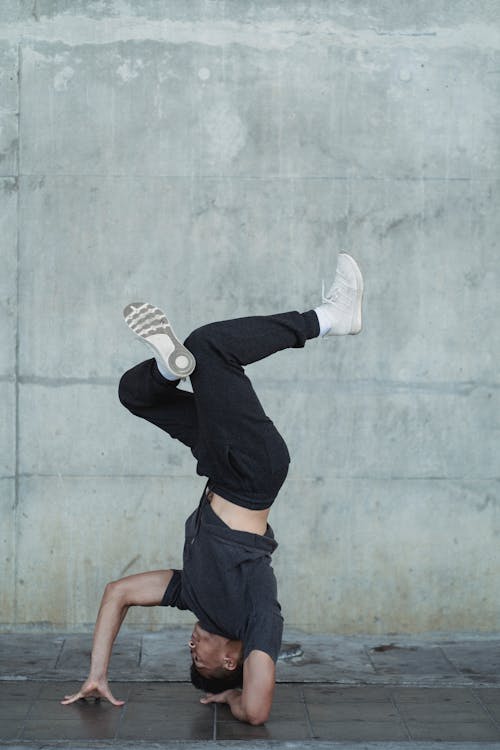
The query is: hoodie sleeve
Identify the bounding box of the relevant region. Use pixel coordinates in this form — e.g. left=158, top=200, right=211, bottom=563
left=159, top=569, right=189, bottom=610
left=243, top=605, right=284, bottom=662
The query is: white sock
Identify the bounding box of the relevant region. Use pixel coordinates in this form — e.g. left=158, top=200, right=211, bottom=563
left=314, top=305, right=332, bottom=337
left=155, top=357, right=179, bottom=381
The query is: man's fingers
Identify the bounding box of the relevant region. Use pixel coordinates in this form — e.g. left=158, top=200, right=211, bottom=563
left=200, top=692, right=229, bottom=705
left=106, top=694, right=126, bottom=707
left=60, top=692, right=83, bottom=705
left=61, top=685, right=124, bottom=707
left=200, top=693, right=215, bottom=704
left=100, top=686, right=125, bottom=706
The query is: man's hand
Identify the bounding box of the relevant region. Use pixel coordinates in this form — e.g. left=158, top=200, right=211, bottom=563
left=200, top=688, right=241, bottom=707
left=201, top=689, right=250, bottom=722
left=200, top=651, right=275, bottom=725
left=60, top=678, right=125, bottom=706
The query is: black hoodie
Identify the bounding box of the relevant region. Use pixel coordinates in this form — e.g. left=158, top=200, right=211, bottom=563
left=161, top=486, right=283, bottom=661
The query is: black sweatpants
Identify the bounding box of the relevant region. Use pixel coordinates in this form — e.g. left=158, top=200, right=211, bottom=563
left=118, top=310, right=319, bottom=510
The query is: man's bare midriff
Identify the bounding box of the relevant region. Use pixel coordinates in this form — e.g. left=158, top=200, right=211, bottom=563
left=208, top=491, right=270, bottom=536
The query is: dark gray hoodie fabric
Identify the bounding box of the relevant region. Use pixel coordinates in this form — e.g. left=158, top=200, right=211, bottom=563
left=161, top=487, right=283, bottom=661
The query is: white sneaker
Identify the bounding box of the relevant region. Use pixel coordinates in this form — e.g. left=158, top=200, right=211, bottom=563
left=321, top=253, right=364, bottom=335
left=123, top=302, right=196, bottom=378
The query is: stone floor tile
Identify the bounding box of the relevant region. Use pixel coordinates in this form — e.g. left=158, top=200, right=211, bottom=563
left=271, top=683, right=304, bottom=702
left=475, top=688, right=500, bottom=703
left=28, top=698, right=122, bottom=721
left=57, top=634, right=141, bottom=673
left=311, top=719, right=408, bottom=741
left=123, top=699, right=210, bottom=722
left=128, top=682, right=197, bottom=701
left=21, top=718, right=118, bottom=740
left=277, top=630, right=375, bottom=682
left=407, top=720, right=500, bottom=741
left=267, top=702, right=308, bottom=721
left=303, top=685, right=393, bottom=703
left=0, top=721, right=23, bottom=741
left=368, top=645, right=457, bottom=675
left=0, top=681, right=40, bottom=700
left=52, top=635, right=92, bottom=670
left=393, top=687, right=476, bottom=703
left=216, top=719, right=311, bottom=740
left=469, top=674, right=500, bottom=685
left=116, top=717, right=214, bottom=740
left=0, top=635, right=64, bottom=673
left=398, top=700, right=489, bottom=723
left=479, top=703, right=500, bottom=721
left=215, top=699, right=305, bottom=723
left=140, top=629, right=192, bottom=681
left=442, top=641, right=500, bottom=676
left=3, top=632, right=500, bottom=686
left=307, top=700, right=400, bottom=722
left=0, top=701, right=32, bottom=719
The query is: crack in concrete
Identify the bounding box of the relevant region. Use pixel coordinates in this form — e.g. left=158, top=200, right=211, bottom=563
left=12, top=375, right=500, bottom=394
left=0, top=15, right=500, bottom=52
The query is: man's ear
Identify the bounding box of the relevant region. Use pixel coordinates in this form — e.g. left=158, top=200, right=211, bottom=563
left=222, top=656, right=238, bottom=671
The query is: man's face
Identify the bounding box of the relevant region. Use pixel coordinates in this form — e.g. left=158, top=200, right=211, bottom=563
left=188, top=622, right=225, bottom=678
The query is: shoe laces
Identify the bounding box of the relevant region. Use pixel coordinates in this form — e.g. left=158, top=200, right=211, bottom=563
left=321, top=278, right=345, bottom=305
left=322, top=272, right=353, bottom=310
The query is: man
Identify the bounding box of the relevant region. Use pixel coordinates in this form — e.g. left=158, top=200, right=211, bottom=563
left=61, top=253, right=363, bottom=724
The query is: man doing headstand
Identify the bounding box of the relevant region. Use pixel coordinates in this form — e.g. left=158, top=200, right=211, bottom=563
left=61, top=253, right=364, bottom=724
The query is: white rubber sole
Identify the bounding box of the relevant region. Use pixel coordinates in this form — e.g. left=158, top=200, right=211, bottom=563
left=123, top=302, right=196, bottom=378
left=340, top=253, right=364, bottom=334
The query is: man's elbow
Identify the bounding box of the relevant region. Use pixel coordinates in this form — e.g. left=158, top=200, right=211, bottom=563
left=104, top=579, right=128, bottom=605
left=246, top=709, right=270, bottom=726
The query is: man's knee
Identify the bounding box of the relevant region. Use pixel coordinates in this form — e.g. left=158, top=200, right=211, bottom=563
left=118, top=368, right=142, bottom=410
left=185, top=323, right=220, bottom=358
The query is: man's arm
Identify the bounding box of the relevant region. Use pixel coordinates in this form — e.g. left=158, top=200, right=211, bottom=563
left=201, top=650, right=275, bottom=725
left=61, top=569, right=173, bottom=705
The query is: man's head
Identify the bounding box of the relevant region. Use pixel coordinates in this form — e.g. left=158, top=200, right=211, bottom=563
left=189, top=622, right=244, bottom=693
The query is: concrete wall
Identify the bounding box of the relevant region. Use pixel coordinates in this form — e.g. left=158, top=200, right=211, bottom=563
left=1, top=1, right=499, bottom=633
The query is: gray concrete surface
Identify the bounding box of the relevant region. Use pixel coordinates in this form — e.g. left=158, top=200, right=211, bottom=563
left=1, top=1, right=500, bottom=633
left=0, top=627, right=500, bottom=688
left=3, top=629, right=500, bottom=687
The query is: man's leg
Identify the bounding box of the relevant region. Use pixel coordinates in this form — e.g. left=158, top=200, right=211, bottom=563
left=118, top=358, right=198, bottom=450
left=120, top=253, right=363, bottom=507
left=183, top=252, right=363, bottom=507
left=119, top=309, right=319, bottom=506
left=184, top=310, right=319, bottom=508
left=120, top=311, right=318, bottom=507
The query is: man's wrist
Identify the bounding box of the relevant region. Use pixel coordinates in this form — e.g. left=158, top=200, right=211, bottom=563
left=88, top=671, right=107, bottom=682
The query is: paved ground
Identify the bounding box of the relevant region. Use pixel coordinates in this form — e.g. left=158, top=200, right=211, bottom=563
left=1, top=629, right=500, bottom=748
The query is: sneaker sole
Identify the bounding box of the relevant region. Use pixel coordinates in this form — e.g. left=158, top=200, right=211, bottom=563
left=339, top=253, right=363, bottom=334
left=123, top=302, right=196, bottom=378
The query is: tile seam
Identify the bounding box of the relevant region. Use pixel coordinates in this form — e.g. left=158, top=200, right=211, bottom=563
left=390, top=690, right=412, bottom=741
left=301, top=684, right=316, bottom=739
left=212, top=702, right=217, bottom=741
left=472, top=689, right=500, bottom=732
left=438, top=644, right=463, bottom=676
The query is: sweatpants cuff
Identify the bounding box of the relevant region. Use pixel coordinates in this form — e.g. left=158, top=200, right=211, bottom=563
left=302, top=309, right=320, bottom=340
left=150, top=358, right=181, bottom=386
